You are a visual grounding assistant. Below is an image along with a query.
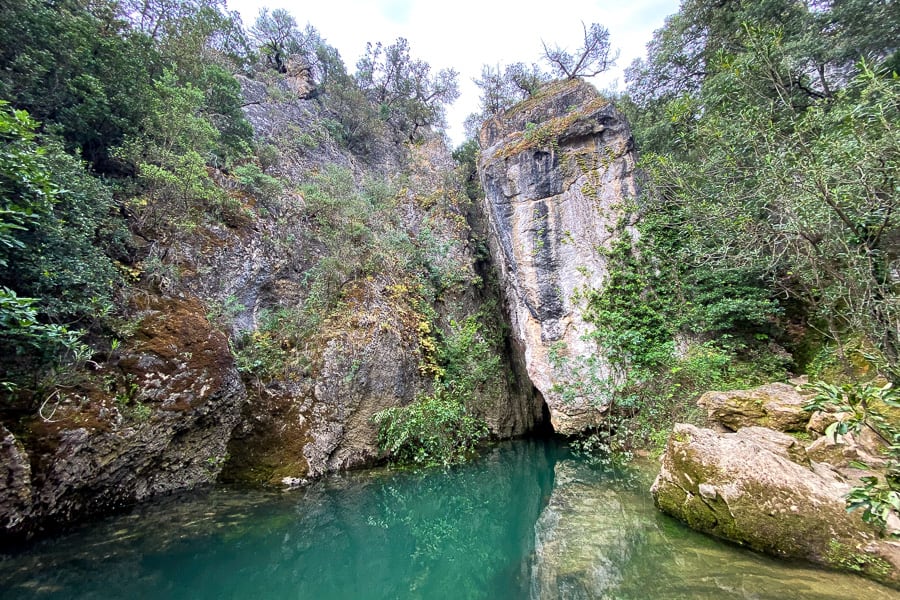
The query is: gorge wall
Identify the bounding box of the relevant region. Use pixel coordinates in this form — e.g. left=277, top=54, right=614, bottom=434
left=478, top=79, right=638, bottom=434
left=0, top=71, right=547, bottom=543
left=0, top=75, right=635, bottom=543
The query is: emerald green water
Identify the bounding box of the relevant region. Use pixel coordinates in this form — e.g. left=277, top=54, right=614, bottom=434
left=0, top=439, right=897, bottom=600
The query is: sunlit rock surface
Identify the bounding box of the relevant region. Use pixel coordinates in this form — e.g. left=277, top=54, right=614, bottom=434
left=478, top=79, right=638, bottom=434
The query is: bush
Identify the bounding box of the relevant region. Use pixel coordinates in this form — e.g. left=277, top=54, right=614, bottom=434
left=375, top=316, right=498, bottom=466
left=374, top=390, right=488, bottom=467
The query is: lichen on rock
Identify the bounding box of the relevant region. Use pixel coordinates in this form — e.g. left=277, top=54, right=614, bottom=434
left=478, top=79, right=638, bottom=434
left=652, top=423, right=900, bottom=587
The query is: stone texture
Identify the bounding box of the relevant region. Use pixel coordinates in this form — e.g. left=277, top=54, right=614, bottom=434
left=698, top=382, right=812, bottom=432
left=652, top=423, right=900, bottom=587
left=478, top=79, right=637, bottom=434
left=0, top=425, right=32, bottom=534
left=2, top=296, right=245, bottom=541
left=208, top=135, right=544, bottom=483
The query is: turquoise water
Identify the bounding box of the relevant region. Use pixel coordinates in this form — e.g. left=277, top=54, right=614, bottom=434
left=0, top=439, right=896, bottom=600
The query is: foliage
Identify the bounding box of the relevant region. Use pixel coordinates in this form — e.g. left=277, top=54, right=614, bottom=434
left=0, top=288, right=88, bottom=392
left=0, top=102, right=121, bottom=324
left=0, top=103, right=111, bottom=392
left=542, top=22, right=618, bottom=79
left=249, top=8, right=302, bottom=73
left=374, top=391, right=488, bottom=467
left=118, top=67, right=253, bottom=232
left=374, top=317, right=498, bottom=467
left=0, top=0, right=158, bottom=170
left=356, top=38, right=459, bottom=142
left=232, top=307, right=309, bottom=380
left=802, top=380, right=900, bottom=535
left=473, top=62, right=550, bottom=118
left=451, top=139, right=481, bottom=200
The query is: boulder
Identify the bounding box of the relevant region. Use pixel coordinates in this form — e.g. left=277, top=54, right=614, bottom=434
left=478, top=79, right=638, bottom=434
left=698, top=382, right=811, bottom=432
left=652, top=423, right=900, bottom=587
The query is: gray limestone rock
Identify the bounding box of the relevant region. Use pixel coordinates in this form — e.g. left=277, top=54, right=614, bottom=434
left=478, top=79, right=638, bottom=434
left=652, top=423, right=900, bottom=587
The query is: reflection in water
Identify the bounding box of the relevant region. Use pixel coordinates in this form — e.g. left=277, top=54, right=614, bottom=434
left=0, top=439, right=896, bottom=600
left=529, top=458, right=899, bottom=600
left=0, top=440, right=556, bottom=600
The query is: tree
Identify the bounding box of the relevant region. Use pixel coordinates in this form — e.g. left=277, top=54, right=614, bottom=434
left=629, top=0, right=900, bottom=372
left=355, top=38, right=459, bottom=141
left=0, top=103, right=117, bottom=391
left=249, top=8, right=300, bottom=73
left=473, top=62, right=549, bottom=116
left=542, top=22, right=618, bottom=79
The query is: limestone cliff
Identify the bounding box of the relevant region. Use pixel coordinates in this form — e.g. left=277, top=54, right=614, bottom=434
left=0, top=296, right=245, bottom=542
left=0, top=73, right=544, bottom=544
left=478, top=79, right=638, bottom=434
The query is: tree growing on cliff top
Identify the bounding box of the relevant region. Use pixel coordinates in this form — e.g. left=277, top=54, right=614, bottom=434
left=355, top=38, right=459, bottom=142
left=250, top=8, right=301, bottom=73
left=542, top=22, right=618, bottom=79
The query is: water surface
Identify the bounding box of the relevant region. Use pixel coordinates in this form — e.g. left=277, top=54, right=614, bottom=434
left=0, top=439, right=895, bottom=599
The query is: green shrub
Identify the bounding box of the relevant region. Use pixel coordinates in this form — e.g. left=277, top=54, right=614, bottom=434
left=375, top=316, right=498, bottom=466
left=374, top=390, right=488, bottom=467
left=803, top=380, right=900, bottom=535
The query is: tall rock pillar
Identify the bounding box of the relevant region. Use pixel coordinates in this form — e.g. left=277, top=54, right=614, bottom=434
left=478, top=79, right=638, bottom=434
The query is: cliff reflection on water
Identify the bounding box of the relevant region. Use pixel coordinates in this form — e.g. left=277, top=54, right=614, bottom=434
left=0, top=439, right=896, bottom=600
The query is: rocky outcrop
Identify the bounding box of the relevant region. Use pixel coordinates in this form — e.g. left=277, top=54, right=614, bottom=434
left=478, top=79, right=638, bottom=434
left=652, top=423, right=900, bottom=587
left=1, top=296, right=245, bottom=542
left=205, top=113, right=544, bottom=482
left=698, top=382, right=812, bottom=432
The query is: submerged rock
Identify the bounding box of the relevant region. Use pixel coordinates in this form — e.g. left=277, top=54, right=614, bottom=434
left=478, top=79, right=638, bottom=434
left=652, top=423, right=900, bottom=587
left=530, top=460, right=647, bottom=599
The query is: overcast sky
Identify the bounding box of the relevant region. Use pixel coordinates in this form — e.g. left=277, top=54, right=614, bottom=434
left=225, top=0, right=681, bottom=145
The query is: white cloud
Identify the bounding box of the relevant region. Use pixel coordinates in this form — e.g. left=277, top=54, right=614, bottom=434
left=227, top=0, right=680, bottom=145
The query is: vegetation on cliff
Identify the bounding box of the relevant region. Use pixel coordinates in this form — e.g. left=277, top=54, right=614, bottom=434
left=0, top=0, right=488, bottom=486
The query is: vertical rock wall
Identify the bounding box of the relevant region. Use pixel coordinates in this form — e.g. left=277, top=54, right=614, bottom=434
left=478, top=79, right=638, bottom=434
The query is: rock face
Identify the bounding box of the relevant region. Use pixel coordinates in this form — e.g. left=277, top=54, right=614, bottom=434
left=210, top=93, right=545, bottom=483
left=0, top=425, right=32, bottom=534
left=652, top=423, right=900, bottom=587
left=698, top=382, right=812, bottom=432
left=1, top=73, right=548, bottom=543
left=478, top=79, right=638, bottom=434
left=1, top=296, right=245, bottom=542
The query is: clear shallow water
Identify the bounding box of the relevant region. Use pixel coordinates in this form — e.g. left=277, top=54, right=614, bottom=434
left=0, top=439, right=896, bottom=600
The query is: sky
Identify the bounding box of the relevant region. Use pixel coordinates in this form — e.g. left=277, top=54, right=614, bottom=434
left=225, top=0, right=681, bottom=146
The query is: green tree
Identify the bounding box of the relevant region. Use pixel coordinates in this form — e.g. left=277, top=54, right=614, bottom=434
left=356, top=38, right=459, bottom=141
left=0, top=103, right=116, bottom=391
left=249, top=7, right=301, bottom=73
left=0, top=0, right=158, bottom=170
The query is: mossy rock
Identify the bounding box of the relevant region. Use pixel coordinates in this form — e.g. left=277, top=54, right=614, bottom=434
left=651, top=423, right=900, bottom=588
